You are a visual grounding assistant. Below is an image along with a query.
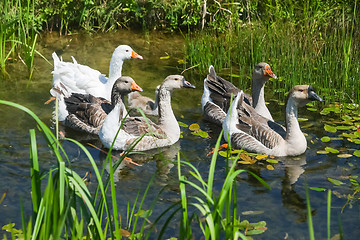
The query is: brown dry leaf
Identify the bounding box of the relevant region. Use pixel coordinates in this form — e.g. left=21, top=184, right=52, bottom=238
left=119, top=229, right=131, bottom=237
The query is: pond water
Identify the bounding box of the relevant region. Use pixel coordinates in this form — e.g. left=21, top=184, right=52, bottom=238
left=0, top=30, right=359, bottom=239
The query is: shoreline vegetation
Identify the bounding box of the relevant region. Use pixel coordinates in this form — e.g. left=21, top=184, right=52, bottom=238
left=0, top=0, right=359, bottom=103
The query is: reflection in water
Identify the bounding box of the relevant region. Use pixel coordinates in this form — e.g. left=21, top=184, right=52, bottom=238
left=101, top=141, right=180, bottom=183
left=280, top=155, right=308, bottom=222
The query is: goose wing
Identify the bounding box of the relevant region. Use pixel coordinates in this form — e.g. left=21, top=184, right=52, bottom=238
left=122, top=117, right=167, bottom=139
left=234, top=97, right=284, bottom=149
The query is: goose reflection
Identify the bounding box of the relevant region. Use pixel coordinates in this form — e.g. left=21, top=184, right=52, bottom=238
left=100, top=141, right=180, bottom=183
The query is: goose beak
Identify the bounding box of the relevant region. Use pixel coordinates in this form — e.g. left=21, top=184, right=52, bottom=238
left=132, top=81, right=143, bottom=92
left=131, top=50, right=143, bottom=59
left=307, top=85, right=323, bottom=102
left=182, top=78, right=196, bottom=89
left=264, top=64, right=277, bottom=79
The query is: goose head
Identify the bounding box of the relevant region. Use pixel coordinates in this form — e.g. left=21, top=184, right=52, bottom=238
left=111, top=76, right=143, bottom=104
left=288, top=85, right=323, bottom=107
left=160, top=75, right=196, bottom=91
left=112, top=45, right=143, bottom=60
left=253, top=62, right=277, bottom=83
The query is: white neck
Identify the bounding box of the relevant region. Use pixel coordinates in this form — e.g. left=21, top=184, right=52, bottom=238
left=108, top=53, right=124, bottom=84
left=158, top=87, right=180, bottom=142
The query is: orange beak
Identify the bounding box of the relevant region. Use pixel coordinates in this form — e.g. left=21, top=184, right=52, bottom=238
left=132, top=81, right=143, bottom=92
left=264, top=64, right=277, bottom=79
left=131, top=50, right=143, bottom=59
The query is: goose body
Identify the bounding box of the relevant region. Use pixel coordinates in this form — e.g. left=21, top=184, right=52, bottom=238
left=55, top=76, right=143, bottom=134
left=51, top=45, right=143, bottom=102
left=201, top=62, right=277, bottom=126
left=99, top=75, right=196, bottom=151
left=223, top=85, right=323, bottom=156
left=127, top=85, right=160, bottom=115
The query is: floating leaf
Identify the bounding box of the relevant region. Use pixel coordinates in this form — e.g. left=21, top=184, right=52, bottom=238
left=309, top=187, right=327, bottom=192
left=160, top=56, right=170, bottom=60
left=177, top=59, right=184, bottom=64
left=255, top=154, right=268, bottom=160
left=242, top=210, right=264, bottom=215
left=337, top=153, right=353, bottom=158
left=337, top=125, right=356, bottom=130
left=266, top=165, right=274, bottom=170
left=317, top=150, right=329, bottom=154
left=218, top=151, right=228, bottom=157
left=198, top=130, right=209, bottom=138
left=298, top=117, right=309, bottom=122
left=328, top=178, right=345, bottom=185
left=353, top=150, right=360, bottom=157
left=342, top=133, right=359, bottom=139
left=238, top=153, right=256, bottom=164
left=324, top=124, right=337, bottom=133
left=266, top=159, right=279, bottom=164
left=189, top=123, right=200, bottom=131
left=320, top=108, right=331, bottom=115
left=307, top=108, right=318, bottom=112
left=178, top=121, right=188, bottom=127
left=342, top=114, right=353, bottom=120
left=321, top=136, right=331, bottom=142
left=325, top=147, right=340, bottom=154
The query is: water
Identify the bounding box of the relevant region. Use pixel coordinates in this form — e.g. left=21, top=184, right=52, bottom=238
left=0, top=30, right=359, bottom=239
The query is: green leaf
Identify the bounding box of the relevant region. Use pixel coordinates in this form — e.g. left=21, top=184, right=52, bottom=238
left=317, top=150, right=329, bottom=154
left=328, top=178, right=345, bottom=185
left=353, top=150, right=360, bottom=157
left=324, top=124, right=337, bottom=133
left=325, top=147, right=339, bottom=154
left=337, top=125, right=356, bottom=130
left=321, top=136, right=331, bottom=142
left=178, top=121, right=188, bottom=127
left=189, top=123, right=200, bottom=131
left=307, top=108, right=317, bottom=112
left=309, top=187, right=327, bottom=192
left=198, top=130, right=209, bottom=138
left=266, top=159, right=278, bottom=164
left=160, top=56, right=170, bottom=60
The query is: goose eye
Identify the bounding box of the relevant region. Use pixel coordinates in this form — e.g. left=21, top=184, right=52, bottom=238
left=299, top=89, right=305, bottom=92
left=126, top=50, right=129, bottom=52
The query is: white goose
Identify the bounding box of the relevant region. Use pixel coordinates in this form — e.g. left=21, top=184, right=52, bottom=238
left=53, top=76, right=143, bottom=134
left=99, top=75, right=196, bottom=151
left=127, top=85, right=160, bottom=116
left=223, top=85, right=323, bottom=157
left=51, top=45, right=143, bottom=101
left=202, top=62, right=277, bottom=126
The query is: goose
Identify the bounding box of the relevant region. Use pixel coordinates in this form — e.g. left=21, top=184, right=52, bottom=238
left=127, top=85, right=160, bottom=116
left=99, top=75, right=196, bottom=151
left=223, top=85, right=323, bottom=156
left=53, top=76, right=143, bottom=134
left=51, top=45, right=143, bottom=102
left=201, top=62, right=277, bottom=126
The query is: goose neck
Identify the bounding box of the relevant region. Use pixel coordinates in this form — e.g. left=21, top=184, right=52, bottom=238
left=108, top=55, right=124, bottom=83
left=251, top=77, right=265, bottom=109
left=285, top=98, right=302, bottom=140
left=157, top=87, right=179, bottom=140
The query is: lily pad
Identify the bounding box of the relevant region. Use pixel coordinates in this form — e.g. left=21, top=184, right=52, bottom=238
left=337, top=153, right=353, bottom=158
left=307, top=108, right=318, bottom=112
left=255, top=154, right=268, bottom=160
left=178, top=121, right=188, bottom=127
left=266, top=159, right=279, bottom=164
left=353, top=150, right=360, bottom=157
left=266, top=165, right=274, bottom=170
left=336, top=125, right=356, bottom=130
left=309, top=187, right=327, bottom=191
left=317, top=150, right=329, bottom=154
left=298, top=117, right=309, bottom=122
left=324, top=124, right=337, bottom=133
left=189, top=123, right=200, bottom=131
left=328, top=178, right=345, bottom=185
left=321, top=136, right=331, bottom=142
left=197, top=130, right=209, bottom=138
left=325, top=147, right=339, bottom=154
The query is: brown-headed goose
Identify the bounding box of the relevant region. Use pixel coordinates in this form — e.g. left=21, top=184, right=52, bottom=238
left=127, top=85, right=160, bottom=116
left=99, top=75, right=196, bottom=151
left=51, top=45, right=143, bottom=102
left=54, top=76, right=143, bottom=134
left=223, top=85, right=323, bottom=156
left=201, top=62, right=277, bottom=126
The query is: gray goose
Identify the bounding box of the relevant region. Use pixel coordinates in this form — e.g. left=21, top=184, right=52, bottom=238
left=57, top=76, right=143, bottom=134
left=99, top=75, right=196, bottom=151
left=201, top=62, right=277, bottom=126
left=127, top=85, right=160, bottom=116
left=223, top=85, right=323, bottom=156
